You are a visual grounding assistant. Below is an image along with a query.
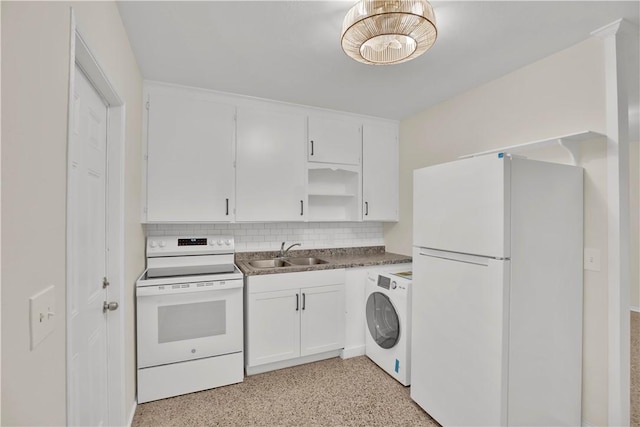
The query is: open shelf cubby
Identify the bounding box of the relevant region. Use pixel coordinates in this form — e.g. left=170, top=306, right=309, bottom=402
left=307, top=166, right=360, bottom=221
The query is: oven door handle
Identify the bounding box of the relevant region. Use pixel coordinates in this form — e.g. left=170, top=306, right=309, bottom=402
left=137, top=281, right=243, bottom=297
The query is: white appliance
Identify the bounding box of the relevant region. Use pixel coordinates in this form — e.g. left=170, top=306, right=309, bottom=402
left=411, top=154, right=583, bottom=426
left=365, top=270, right=413, bottom=385
left=136, top=236, right=244, bottom=403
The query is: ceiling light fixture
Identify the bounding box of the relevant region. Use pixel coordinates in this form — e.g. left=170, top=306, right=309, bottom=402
left=341, top=0, right=437, bottom=65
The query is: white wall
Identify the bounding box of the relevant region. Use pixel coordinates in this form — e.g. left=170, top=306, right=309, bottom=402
left=1, top=2, right=144, bottom=425
left=629, top=27, right=640, bottom=311
left=384, top=37, right=615, bottom=425
left=634, top=137, right=640, bottom=310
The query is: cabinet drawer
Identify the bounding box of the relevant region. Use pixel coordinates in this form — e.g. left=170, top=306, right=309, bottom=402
left=246, top=269, right=346, bottom=293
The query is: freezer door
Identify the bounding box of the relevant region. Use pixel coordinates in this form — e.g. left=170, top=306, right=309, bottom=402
left=413, top=155, right=509, bottom=258
left=410, top=247, right=509, bottom=426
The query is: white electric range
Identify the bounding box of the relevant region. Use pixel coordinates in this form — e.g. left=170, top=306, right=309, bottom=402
left=136, top=235, right=244, bottom=403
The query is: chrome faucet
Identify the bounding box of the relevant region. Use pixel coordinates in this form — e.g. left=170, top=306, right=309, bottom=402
left=279, top=242, right=301, bottom=258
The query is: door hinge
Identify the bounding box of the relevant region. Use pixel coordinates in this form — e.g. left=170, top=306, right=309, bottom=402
left=144, top=154, right=148, bottom=161
left=103, top=277, right=110, bottom=289
left=146, top=101, right=150, bottom=110
left=233, top=161, right=236, bottom=168
left=143, top=206, right=148, bottom=214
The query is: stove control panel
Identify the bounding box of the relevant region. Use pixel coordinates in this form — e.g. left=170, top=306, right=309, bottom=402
left=178, top=238, right=207, bottom=246
left=147, top=235, right=235, bottom=257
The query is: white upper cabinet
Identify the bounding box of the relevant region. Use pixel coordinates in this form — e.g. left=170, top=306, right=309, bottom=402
left=145, top=85, right=235, bottom=222
left=236, top=105, right=307, bottom=222
left=142, top=80, right=400, bottom=223
left=308, top=114, right=361, bottom=165
left=362, top=121, right=399, bottom=222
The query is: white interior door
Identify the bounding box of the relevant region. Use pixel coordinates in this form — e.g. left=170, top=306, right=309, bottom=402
left=68, top=65, right=111, bottom=426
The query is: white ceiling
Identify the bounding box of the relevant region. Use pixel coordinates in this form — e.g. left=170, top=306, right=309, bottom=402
left=117, top=1, right=639, bottom=120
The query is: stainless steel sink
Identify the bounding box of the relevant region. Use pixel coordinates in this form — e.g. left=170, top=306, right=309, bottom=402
left=284, top=257, right=329, bottom=266
left=248, top=259, right=287, bottom=268
left=247, top=257, right=329, bottom=268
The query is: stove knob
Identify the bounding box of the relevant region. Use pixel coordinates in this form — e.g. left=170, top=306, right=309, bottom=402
left=391, top=281, right=397, bottom=290
left=225, top=239, right=231, bottom=246
left=159, top=241, right=166, bottom=248
left=149, top=240, right=157, bottom=248
left=209, top=240, right=216, bottom=246
left=217, top=240, right=223, bottom=245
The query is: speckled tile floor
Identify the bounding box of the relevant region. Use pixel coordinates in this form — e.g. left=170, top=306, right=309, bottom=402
left=132, top=356, right=438, bottom=427
left=133, top=317, right=640, bottom=427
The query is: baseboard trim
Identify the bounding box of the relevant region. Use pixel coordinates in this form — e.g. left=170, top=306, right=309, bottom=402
left=582, top=420, right=596, bottom=427
left=246, top=350, right=341, bottom=375
left=127, top=400, right=137, bottom=427
left=341, top=345, right=365, bottom=359
left=630, top=306, right=640, bottom=313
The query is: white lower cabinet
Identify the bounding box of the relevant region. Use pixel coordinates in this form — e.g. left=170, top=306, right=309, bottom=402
left=300, top=284, right=345, bottom=356
left=247, top=289, right=301, bottom=366
left=245, top=269, right=345, bottom=374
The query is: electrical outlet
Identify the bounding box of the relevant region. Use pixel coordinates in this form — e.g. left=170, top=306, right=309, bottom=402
left=29, top=285, right=56, bottom=350
left=584, top=248, right=601, bottom=272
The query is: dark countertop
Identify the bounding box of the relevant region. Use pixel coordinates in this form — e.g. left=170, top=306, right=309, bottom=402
left=236, top=246, right=412, bottom=276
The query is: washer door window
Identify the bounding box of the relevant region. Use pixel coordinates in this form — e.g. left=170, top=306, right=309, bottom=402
left=366, top=292, right=399, bottom=349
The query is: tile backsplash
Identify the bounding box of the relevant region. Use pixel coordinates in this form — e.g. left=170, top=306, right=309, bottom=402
left=144, top=222, right=384, bottom=252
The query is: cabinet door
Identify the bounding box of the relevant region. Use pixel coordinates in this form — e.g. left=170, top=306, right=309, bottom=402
left=308, top=115, right=361, bottom=165
left=362, top=121, right=399, bottom=221
left=146, top=89, right=235, bottom=222
left=300, top=284, right=345, bottom=357
left=236, top=106, right=307, bottom=221
left=247, top=289, right=301, bottom=366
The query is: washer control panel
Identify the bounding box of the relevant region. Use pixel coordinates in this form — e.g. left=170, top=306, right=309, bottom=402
left=376, top=271, right=412, bottom=292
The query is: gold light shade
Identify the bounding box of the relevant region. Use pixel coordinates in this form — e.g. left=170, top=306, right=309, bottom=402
left=341, top=0, right=437, bottom=65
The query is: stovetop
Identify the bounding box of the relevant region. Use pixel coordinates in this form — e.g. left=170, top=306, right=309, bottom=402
left=136, top=266, right=244, bottom=287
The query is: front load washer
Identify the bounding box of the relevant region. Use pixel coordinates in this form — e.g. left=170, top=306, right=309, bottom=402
left=365, top=270, right=412, bottom=386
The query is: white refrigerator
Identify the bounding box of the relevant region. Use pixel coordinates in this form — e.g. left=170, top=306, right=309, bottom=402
left=411, top=154, right=583, bottom=426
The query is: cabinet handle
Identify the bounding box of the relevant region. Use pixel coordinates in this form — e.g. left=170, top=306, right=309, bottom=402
left=310, top=140, right=314, bottom=156
left=225, top=198, right=229, bottom=216
left=365, top=201, right=369, bottom=216
left=296, top=294, right=299, bottom=311
left=300, top=200, right=304, bottom=216
left=302, top=293, right=306, bottom=310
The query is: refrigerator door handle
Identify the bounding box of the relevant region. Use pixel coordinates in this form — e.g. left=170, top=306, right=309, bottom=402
left=417, top=248, right=491, bottom=267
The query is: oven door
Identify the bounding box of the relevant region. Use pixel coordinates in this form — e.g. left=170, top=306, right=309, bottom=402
left=136, top=280, right=243, bottom=368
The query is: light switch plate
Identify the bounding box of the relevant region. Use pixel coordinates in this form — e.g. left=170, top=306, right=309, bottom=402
left=584, top=248, right=601, bottom=272
left=29, top=285, right=55, bottom=350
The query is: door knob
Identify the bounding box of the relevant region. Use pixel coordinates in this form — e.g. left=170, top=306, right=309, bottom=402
left=103, top=301, right=119, bottom=313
